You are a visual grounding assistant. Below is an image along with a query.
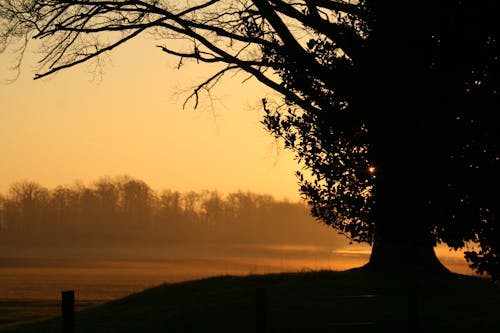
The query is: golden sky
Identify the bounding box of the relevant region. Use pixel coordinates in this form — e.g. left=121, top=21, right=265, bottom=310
left=0, top=36, right=300, bottom=199
left=0, top=35, right=476, bottom=275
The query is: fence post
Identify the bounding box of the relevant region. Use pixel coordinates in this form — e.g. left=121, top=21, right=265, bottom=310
left=256, top=287, right=267, bottom=333
left=61, top=290, right=75, bottom=333
left=408, top=283, right=418, bottom=333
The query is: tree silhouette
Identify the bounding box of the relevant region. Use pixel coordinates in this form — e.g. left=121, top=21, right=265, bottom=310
left=119, top=177, right=154, bottom=227
left=1, top=178, right=338, bottom=255
left=1, top=0, right=499, bottom=280
left=7, top=181, right=49, bottom=230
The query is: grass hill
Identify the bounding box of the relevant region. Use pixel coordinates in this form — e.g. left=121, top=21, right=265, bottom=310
left=2, top=268, right=499, bottom=333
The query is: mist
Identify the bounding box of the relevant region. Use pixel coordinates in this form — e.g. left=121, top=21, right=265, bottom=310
left=0, top=176, right=350, bottom=262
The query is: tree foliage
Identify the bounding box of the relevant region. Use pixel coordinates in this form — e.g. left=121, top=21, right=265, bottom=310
left=1, top=0, right=499, bottom=280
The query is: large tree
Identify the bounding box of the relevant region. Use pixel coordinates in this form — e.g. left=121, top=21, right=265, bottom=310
left=1, top=0, right=499, bottom=279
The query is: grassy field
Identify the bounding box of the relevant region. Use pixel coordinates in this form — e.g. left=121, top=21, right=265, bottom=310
left=1, top=268, right=499, bottom=333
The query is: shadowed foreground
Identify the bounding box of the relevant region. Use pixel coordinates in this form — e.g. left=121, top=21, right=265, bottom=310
left=2, top=269, right=499, bottom=333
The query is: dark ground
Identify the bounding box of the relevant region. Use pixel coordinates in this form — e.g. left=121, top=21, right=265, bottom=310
left=1, top=268, right=499, bottom=333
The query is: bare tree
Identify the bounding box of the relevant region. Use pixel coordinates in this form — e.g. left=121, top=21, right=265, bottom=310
left=8, top=181, right=49, bottom=230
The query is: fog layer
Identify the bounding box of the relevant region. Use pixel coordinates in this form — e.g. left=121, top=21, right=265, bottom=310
left=0, top=177, right=348, bottom=260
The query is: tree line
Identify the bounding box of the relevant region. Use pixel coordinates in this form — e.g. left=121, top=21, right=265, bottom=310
left=0, top=176, right=340, bottom=249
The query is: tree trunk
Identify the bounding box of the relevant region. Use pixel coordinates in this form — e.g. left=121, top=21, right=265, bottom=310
left=365, top=142, right=450, bottom=276
left=362, top=0, right=451, bottom=276
left=367, top=234, right=449, bottom=276
left=366, top=120, right=450, bottom=276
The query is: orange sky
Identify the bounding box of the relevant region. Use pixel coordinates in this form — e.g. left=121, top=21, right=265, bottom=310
left=0, top=36, right=300, bottom=199
left=0, top=35, right=478, bottom=275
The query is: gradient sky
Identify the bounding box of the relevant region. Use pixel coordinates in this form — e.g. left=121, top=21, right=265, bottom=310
left=0, top=36, right=300, bottom=199
left=0, top=34, right=475, bottom=275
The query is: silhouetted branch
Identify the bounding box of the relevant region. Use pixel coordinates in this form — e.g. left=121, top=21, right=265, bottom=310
left=182, top=64, right=238, bottom=109
left=306, top=0, right=366, bottom=18
left=267, top=0, right=366, bottom=60
left=34, top=25, right=148, bottom=79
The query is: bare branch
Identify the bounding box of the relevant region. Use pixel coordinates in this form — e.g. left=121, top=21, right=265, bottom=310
left=268, top=0, right=366, bottom=60
left=34, top=24, right=147, bottom=79
left=156, top=20, right=322, bottom=115
left=308, top=0, right=367, bottom=18
left=182, top=64, right=238, bottom=109
left=1, top=0, right=358, bottom=112
left=177, top=0, right=218, bottom=18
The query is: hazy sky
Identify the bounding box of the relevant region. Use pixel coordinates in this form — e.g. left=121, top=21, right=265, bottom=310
left=0, top=34, right=475, bottom=275
left=0, top=36, right=300, bottom=199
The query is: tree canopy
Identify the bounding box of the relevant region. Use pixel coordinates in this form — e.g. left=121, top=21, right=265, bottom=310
left=1, top=0, right=499, bottom=280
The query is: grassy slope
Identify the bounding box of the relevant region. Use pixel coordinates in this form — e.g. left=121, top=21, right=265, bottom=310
left=2, top=269, right=499, bottom=333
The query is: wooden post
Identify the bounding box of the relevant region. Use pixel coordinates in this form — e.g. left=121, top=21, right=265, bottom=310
left=61, top=290, right=75, bottom=333
left=408, top=283, right=418, bottom=333
left=256, top=287, right=267, bottom=333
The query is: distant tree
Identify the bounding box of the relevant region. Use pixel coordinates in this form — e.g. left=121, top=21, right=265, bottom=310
left=76, top=185, right=99, bottom=230
left=0, top=193, right=6, bottom=231
left=200, top=191, right=224, bottom=225
left=182, top=191, right=201, bottom=223
left=49, top=185, right=79, bottom=230
left=1, top=1, right=499, bottom=279
left=8, top=181, right=48, bottom=230
left=93, top=177, right=121, bottom=227
left=158, top=189, right=183, bottom=221
left=119, top=177, right=154, bottom=227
